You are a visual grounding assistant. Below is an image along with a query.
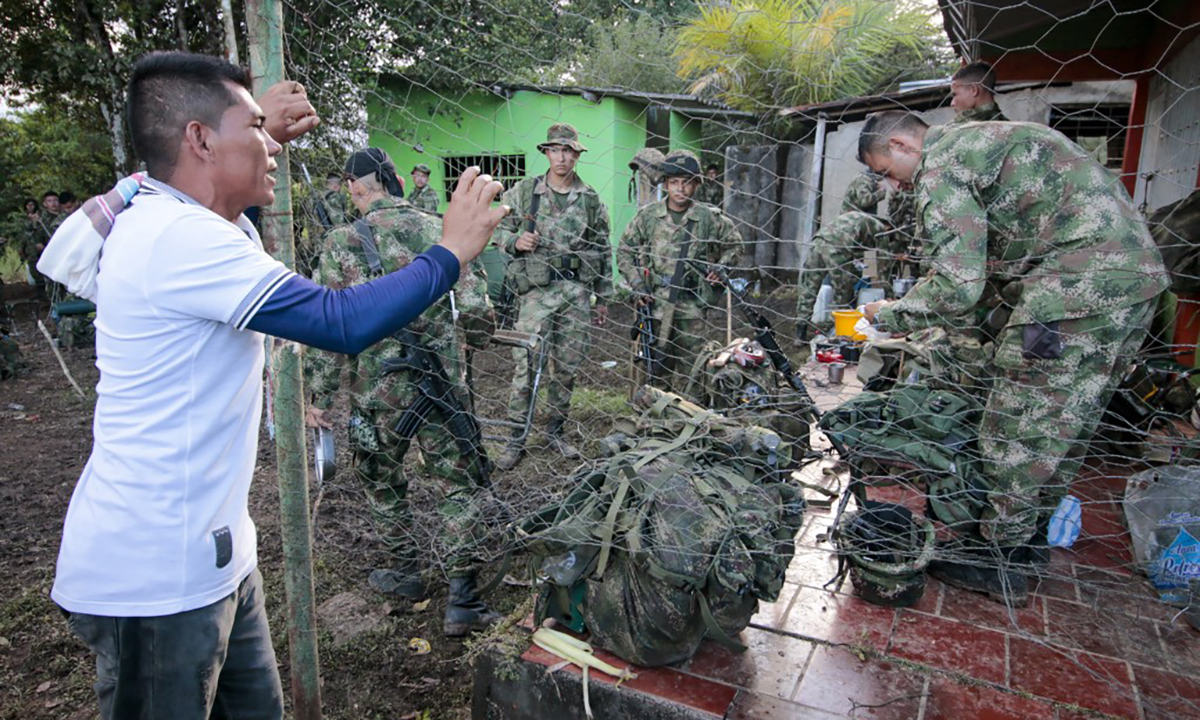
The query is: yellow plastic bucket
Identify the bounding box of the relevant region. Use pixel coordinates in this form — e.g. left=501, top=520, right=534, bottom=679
left=832, top=309, right=867, bottom=341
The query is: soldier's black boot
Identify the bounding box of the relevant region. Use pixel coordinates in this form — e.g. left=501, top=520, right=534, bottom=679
left=443, top=574, right=503, bottom=637
left=368, top=561, right=426, bottom=600
left=546, top=418, right=580, bottom=460
left=929, top=545, right=1029, bottom=607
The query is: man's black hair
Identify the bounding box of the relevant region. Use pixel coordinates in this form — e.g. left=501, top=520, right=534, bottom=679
left=326, top=171, right=342, bottom=180
left=952, top=61, right=997, bottom=94
left=23, top=198, right=37, bottom=210
left=42, top=191, right=59, bottom=200
left=59, top=191, right=77, bottom=205
left=126, top=51, right=252, bottom=179
left=858, top=111, right=929, bottom=162
left=705, top=163, right=720, bottom=172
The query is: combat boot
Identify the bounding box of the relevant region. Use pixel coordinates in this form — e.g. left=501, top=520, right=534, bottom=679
left=368, top=561, right=426, bottom=600
left=929, top=545, right=1028, bottom=607
left=443, top=574, right=503, bottom=637
left=547, top=419, right=581, bottom=460
left=495, top=439, right=524, bottom=472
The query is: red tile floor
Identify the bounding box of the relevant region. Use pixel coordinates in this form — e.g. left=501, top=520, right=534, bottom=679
left=513, top=375, right=1200, bottom=719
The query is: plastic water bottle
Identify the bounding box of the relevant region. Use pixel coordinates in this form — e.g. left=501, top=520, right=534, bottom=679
left=1047, top=495, right=1082, bottom=548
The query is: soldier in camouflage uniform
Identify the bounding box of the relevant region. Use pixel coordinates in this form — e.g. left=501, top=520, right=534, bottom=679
left=493, top=124, right=613, bottom=470
left=306, top=148, right=501, bottom=636
left=618, top=150, right=741, bottom=399
left=321, top=172, right=350, bottom=226
left=695, top=163, right=725, bottom=208
left=795, top=211, right=888, bottom=339
left=23, top=192, right=64, bottom=298
left=949, top=61, right=1009, bottom=124
left=408, top=163, right=440, bottom=213
left=629, top=148, right=665, bottom=209
left=841, top=171, right=886, bottom=215
left=859, top=111, right=1169, bottom=604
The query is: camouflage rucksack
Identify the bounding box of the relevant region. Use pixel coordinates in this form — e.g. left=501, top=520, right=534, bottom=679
left=686, top=339, right=812, bottom=452
left=0, top=330, right=25, bottom=381
left=516, top=386, right=805, bottom=667
left=819, top=383, right=987, bottom=532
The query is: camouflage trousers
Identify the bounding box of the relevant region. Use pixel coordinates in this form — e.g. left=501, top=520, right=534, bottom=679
left=506, top=281, right=590, bottom=428
left=650, top=307, right=709, bottom=402
left=977, top=300, right=1155, bottom=546
left=795, top=246, right=858, bottom=335
left=349, top=381, right=488, bottom=579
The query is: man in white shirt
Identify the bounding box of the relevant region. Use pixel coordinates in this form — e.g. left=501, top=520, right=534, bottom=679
left=50, top=51, right=506, bottom=719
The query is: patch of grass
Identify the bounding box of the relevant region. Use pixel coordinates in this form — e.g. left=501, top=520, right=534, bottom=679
left=567, top=387, right=633, bottom=421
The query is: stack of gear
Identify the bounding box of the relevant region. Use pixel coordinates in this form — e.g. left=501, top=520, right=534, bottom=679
left=51, top=298, right=96, bottom=350
left=687, top=338, right=813, bottom=452
left=819, top=383, right=986, bottom=533
left=834, top=501, right=936, bottom=607
left=856, top=326, right=990, bottom=396
left=515, top=385, right=805, bottom=667
left=1093, top=357, right=1199, bottom=461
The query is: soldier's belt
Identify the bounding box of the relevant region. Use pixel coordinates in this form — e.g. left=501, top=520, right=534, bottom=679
left=542, top=254, right=585, bottom=282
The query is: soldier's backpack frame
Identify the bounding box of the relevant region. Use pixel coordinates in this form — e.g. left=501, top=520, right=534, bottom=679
left=468, top=328, right=549, bottom=445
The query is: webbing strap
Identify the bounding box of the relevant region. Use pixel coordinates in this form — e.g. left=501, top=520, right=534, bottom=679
left=593, top=465, right=636, bottom=581
left=698, top=591, right=748, bottom=652
left=632, top=421, right=699, bottom=470
left=353, top=219, right=384, bottom=275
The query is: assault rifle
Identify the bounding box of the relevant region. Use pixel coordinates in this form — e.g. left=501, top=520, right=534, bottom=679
left=301, top=164, right=335, bottom=233
left=686, top=260, right=849, bottom=460
left=381, top=329, right=491, bottom=488
left=632, top=298, right=661, bottom=381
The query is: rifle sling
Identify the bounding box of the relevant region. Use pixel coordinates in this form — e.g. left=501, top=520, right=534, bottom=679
left=353, top=219, right=384, bottom=275
left=666, top=219, right=698, bottom=305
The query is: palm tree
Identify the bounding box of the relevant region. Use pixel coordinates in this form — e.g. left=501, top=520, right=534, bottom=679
left=675, top=0, right=944, bottom=113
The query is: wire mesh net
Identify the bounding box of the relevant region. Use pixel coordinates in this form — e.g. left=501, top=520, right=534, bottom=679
left=5, top=0, right=1200, bottom=716
left=274, top=0, right=1200, bottom=715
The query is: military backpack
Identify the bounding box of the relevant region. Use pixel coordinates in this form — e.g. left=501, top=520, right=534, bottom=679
left=819, top=383, right=987, bottom=531
left=515, top=386, right=805, bottom=666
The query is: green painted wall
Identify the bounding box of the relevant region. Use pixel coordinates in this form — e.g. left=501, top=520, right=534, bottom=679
left=367, top=81, right=706, bottom=256
left=669, top=111, right=704, bottom=155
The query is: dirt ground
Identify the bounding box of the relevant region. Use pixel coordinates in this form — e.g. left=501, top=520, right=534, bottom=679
left=0, top=283, right=798, bottom=720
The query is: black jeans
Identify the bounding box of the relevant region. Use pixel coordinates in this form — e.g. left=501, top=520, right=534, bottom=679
left=63, top=568, right=283, bottom=720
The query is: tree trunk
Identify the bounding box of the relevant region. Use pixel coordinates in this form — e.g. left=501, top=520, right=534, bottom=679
left=175, top=0, right=189, bottom=50
left=75, top=0, right=134, bottom=175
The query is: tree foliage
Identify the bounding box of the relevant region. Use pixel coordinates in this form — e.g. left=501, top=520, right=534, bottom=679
left=675, top=0, right=948, bottom=112
left=526, top=12, right=689, bottom=94
left=0, top=104, right=116, bottom=239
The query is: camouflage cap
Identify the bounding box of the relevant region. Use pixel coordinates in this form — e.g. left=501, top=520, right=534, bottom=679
left=537, top=123, right=587, bottom=153
left=412, top=163, right=432, bottom=175
left=629, top=147, right=665, bottom=183
left=660, top=149, right=702, bottom=179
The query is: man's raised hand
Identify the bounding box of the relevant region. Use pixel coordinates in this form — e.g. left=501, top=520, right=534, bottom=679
left=439, top=167, right=509, bottom=266
left=259, top=81, right=319, bottom=144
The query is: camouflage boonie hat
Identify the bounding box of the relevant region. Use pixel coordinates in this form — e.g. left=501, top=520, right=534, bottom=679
left=412, top=163, right=432, bottom=175
left=660, top=149, right=702, bottom=179
left=629, top=148, right=666, bottom=183
left=537, top=123, right=587, bottom=153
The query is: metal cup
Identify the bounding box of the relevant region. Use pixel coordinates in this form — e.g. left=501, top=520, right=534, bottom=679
left=828, top=362, right=846, bottom=385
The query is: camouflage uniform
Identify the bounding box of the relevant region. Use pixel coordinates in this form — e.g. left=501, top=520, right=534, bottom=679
left=496, top=172, right=612, bottom=432
left=875, top=121, right=1169, bottom=545
left=950, top=102, right=1008, bottom=124
left=408, top=164, right=439, bottom=213
left=695, top=179, right=724, bottom=208
left=618, top=191, right=741, bottom=397
left=795, top=211, right=887, bottom=335
left=842, top=172, right=886, bottom=214
left=308, top=197, right=494, bottom=576
left=23, top=210, right=62, bottom=296
left=408, top=185, right=439, bottom=213
left=322, top=188, right=350, bottom=226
